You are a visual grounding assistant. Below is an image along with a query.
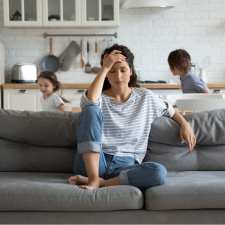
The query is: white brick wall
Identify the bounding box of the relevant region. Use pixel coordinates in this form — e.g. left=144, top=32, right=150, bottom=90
left=1, top=0, right=225, bottom=83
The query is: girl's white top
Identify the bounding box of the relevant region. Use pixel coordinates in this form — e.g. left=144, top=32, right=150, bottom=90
left=40, top=93, right=64, bottom=112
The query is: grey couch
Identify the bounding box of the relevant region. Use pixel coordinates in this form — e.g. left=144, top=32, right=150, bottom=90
left=1, top=109, right=225, bottom=224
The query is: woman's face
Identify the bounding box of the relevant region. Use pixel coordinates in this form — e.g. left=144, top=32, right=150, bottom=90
left=107, top=60, right=132, bottom=87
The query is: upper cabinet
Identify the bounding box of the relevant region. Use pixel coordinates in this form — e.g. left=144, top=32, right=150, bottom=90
left=4, top=0, right=42, bottom=27
left=3, top=0, right=119, bottom=27
left=43, top=0, right=80, bottom=26
left=82, top=0, right=119, bottom=26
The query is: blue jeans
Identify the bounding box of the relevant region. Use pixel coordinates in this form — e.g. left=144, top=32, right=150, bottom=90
left=73, top=105, right=167, bottom=190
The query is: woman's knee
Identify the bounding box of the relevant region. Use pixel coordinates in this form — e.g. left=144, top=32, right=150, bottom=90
left=77, top=105, right=103, bottom=141
left=143, top=162, right=167, bottom=185
left=80, top=105, right=102, bottom=124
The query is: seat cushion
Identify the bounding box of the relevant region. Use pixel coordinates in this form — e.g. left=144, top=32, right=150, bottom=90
left=145, top=171, right=225, bottom=210
left=0, top=172, right=143, bottom=211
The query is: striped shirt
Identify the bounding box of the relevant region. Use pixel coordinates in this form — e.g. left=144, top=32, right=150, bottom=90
left=81, top=88, right=175, bottom=163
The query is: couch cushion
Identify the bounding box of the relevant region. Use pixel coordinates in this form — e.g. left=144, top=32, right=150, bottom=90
left=0, top=110, right=78, bottom=147
left=0, top=172, right=143, bottom=211
left=145, top=171, right=225, bottom=210
left=145, top=109, right=225, bottom=171
left=145, top=143, right=225, bottom=171
left=0, top=139, right=73, bottom=172
left=149, top=109, right=225, bottom=146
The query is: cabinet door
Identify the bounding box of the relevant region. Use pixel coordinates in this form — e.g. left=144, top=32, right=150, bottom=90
left=4, top=89, right=39, bottom=111
left=0, top=88, right=1, bottom=109
left=43, top=0, right=80, bottom=26
left=82, top=0, right=119, bottom=26
left=3, top=0, right=42, bottom=27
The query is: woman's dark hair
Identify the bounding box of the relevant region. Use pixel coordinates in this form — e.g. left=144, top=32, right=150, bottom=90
left=100, top=44, right=139, bottom=91
left=37, top=71, right=69, bottom=103
left=168, top=49, right=192, bottom=74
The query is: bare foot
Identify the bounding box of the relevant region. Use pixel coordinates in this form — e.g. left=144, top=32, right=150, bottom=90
left=79, top=178, right=105, bottom=190
left=68, top=175, right=88, bottom=185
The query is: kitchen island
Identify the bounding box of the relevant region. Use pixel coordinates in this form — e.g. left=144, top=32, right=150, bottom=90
left=1, top=83, right=225, bottom=111
left=2, top=83, right=225, bottom=90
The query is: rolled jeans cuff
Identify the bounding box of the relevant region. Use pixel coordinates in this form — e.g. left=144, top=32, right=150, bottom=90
left=77, top=141, right=101, bottom=154
left=118, top=170, right=129, bottom=185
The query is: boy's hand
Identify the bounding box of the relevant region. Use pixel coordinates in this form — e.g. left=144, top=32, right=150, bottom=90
left=180, top=123, right=196, bottom=152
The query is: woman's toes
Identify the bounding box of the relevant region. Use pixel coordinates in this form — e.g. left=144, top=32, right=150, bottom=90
left=79, top=185, right=97, bottom=190
left=68, top=176, right=78, bottom=185
left=68, top=175, right=89, bottom=185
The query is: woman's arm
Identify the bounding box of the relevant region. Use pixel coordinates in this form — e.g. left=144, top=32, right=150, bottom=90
left=86, top=67, right=110, bottom=102
left=172, top=110, right=196, bottom=152
left=80, top=51, right=126, bottom=189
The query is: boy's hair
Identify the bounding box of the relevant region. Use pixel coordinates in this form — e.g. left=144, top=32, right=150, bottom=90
left=168, top=49, right=192, bottom=74
left=37, top=71, right=69, bottom=103
left=100, top=44, right=139, bottom=91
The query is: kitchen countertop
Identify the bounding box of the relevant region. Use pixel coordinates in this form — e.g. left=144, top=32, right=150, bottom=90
left=2, top=83, right=225, bottom=89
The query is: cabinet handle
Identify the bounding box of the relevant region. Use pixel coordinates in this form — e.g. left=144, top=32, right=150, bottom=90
left=77, top=89, right=85, bottom=93
left=18, top=89, right=27, bottom=94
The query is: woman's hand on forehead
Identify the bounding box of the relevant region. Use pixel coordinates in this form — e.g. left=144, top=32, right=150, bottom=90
left=103, top=50, right=126, bottom=70
left=104, top=50, right=125, bottom=58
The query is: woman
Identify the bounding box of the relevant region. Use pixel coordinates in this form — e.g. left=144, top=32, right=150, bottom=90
left=69, top=44, right=196, bottom=190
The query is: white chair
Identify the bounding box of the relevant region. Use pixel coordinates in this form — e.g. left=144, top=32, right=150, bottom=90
left=166, top=93, right=224, bottom=106
left=176, top=98, right=225, bottom=113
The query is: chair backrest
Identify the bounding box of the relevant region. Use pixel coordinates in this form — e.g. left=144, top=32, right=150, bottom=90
left=176, top=98, right=225, bottom=113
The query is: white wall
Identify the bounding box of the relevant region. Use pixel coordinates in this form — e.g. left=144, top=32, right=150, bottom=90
left=1, top=0, right=225, bottom=83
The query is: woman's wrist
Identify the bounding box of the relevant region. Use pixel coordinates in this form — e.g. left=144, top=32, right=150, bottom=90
left=180, top=121, right=190, bottom=129
left=100, top=66, right=111, bottom=75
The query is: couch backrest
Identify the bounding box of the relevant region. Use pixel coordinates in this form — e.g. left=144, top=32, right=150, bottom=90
left=145, top=109, right=225, bottom=171
left=0, top=110, right=79, bottom=172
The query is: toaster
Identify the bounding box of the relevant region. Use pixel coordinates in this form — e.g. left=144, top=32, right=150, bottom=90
left=11, top=63, right=37, bottom=83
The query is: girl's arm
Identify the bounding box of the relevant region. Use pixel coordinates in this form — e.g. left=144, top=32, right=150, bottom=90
left=58, top=104, right=64, bottom=112
left=172, top=110, right=196, bottom=152
left=202, top=87, right=209, bottom=93
left=86, top=51, right=126, bottom=102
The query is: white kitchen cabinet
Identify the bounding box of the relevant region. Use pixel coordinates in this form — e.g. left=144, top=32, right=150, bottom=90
left=82, top=0, right=119, bottom=27
left=3, top=88, right=84, bottom=111
left=61, top=89, right=85, bottom=107
left=3, top=89, right=40, bottom=111
left=0, top=41, right=5, bottom=84
left=43, top=0, right=81, bottom=27
left=0, top=88, right=2, bottom=109
left=4, top=0, right=119, bottom=27
left=3, top=0, right=42, bottom=27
